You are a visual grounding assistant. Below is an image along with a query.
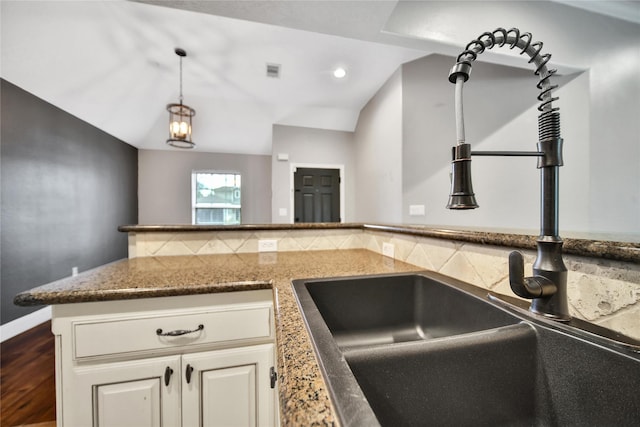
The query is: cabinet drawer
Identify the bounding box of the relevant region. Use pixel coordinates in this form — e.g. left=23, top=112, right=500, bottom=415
left=73, top=305, right=272, bottom=359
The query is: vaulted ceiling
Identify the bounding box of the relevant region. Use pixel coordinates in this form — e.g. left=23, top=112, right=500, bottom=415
left=2, top=1, right=637, bottom=154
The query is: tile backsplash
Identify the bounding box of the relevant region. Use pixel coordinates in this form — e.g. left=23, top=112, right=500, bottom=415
left=128, top=229, right=640, bottom=340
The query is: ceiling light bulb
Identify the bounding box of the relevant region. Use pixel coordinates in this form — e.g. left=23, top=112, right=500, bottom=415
left=333, top=67, right=347, bottom=79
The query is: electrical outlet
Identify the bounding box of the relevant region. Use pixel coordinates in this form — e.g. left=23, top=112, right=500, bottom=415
left=409, top=204, right=425, bottom=216
left=258, top=239, right=278, bottom=252
left=72, top=266, right=79, bottom=277
left=382, top=242, right=395, bottom=258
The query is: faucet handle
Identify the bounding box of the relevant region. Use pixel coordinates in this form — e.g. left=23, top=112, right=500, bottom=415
left=509, top=251, right=557, bottom=299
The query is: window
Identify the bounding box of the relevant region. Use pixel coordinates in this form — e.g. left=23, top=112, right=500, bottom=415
left=192, top=172, right=241, bottom=225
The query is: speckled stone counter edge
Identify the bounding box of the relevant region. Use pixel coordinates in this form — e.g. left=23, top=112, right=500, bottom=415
left=14, top=250, right=428, bottom=427
left=119, top=223, right=640, bottom=263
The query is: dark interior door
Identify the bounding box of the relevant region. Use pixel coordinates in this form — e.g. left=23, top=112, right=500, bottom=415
left=294, top=168, right=340, bottom=223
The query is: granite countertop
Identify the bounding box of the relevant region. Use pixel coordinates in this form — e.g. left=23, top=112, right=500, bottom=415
left=119, top=223, right=640, bottom=263
left=15, top=249, right=425, bottom=426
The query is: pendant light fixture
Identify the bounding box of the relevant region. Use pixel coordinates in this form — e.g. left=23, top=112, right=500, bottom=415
left=166, top=47, right=196, bottom=148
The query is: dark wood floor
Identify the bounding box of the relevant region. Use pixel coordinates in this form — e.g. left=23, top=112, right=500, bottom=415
left=1, top=321, right=56, bottom=427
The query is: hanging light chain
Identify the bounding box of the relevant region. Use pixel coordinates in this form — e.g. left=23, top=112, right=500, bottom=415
left=179, top=53, right=184, bottom=104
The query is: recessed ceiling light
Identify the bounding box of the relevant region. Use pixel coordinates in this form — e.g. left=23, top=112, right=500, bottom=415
left=333, top=67, right=347, bottom=79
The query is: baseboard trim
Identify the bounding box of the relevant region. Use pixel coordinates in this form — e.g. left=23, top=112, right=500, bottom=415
left=0, top=306, right=52, bottom=342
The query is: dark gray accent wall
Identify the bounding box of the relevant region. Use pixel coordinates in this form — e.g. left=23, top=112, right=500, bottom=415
left=1, top=79, right=138, bottom=324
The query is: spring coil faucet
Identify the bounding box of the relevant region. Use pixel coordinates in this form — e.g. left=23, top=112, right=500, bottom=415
left=447, top=28, right=569, bottom=321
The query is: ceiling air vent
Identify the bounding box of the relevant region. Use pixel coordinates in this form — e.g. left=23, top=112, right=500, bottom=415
left=266, top=63, right=281, bottom=78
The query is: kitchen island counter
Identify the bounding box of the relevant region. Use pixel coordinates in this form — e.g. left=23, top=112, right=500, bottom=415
left=15, top=249, right=423, bottom=426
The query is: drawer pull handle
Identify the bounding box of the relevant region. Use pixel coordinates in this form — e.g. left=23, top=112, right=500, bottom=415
left=156, top=324, right=204, bottom=337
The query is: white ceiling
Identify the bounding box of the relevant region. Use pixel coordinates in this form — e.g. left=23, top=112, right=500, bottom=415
left=2, top=0, right=638, bottom=154
left=1, top=0, right=428, bottom=154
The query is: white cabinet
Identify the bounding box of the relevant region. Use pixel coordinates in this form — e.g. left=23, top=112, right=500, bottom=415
left=182, top=344, right=274, bottom=427
left=70, top=355, right=182, bottom=427
left=52, top=290, right=277, bottom=427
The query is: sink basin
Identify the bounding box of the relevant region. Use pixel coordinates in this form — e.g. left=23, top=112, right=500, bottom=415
left=293, top=272, right=640, bottom=426
left=303, top=272, right=518, bottom=349
left=344, top=323, right=542, bottom=426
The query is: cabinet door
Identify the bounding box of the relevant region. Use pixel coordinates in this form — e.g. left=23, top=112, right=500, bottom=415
left=182, top=344, right=275, bottom=427
left=67, top=355, right=181, bottom=427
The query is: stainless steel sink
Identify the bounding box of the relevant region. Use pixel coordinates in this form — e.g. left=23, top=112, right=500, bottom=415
left=292, top=272, right=640, bottom=427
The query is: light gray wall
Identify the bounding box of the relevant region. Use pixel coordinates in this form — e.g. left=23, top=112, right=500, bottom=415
left=585, top=21, right=640, bottom=234
left=138, top=150, right=271, bottom=224
left=384, top=1, right=639, bottom=236
left=352, top=17, right=638, bottom=236
left=271, top=124, right=355, bottom=223
left=353, top=68, right=404, bottom=223
left=401, top=54, right=588, bottom=232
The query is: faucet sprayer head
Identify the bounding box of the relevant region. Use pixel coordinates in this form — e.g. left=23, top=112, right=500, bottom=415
left=446, top=143, right=479, bottom=209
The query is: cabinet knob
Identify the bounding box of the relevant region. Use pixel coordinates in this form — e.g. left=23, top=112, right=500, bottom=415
left=186, top=364, right=194, bottom=384
left=164, top=366, right=174, bottom=386
left=270, top=367, right=278, bottom=389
